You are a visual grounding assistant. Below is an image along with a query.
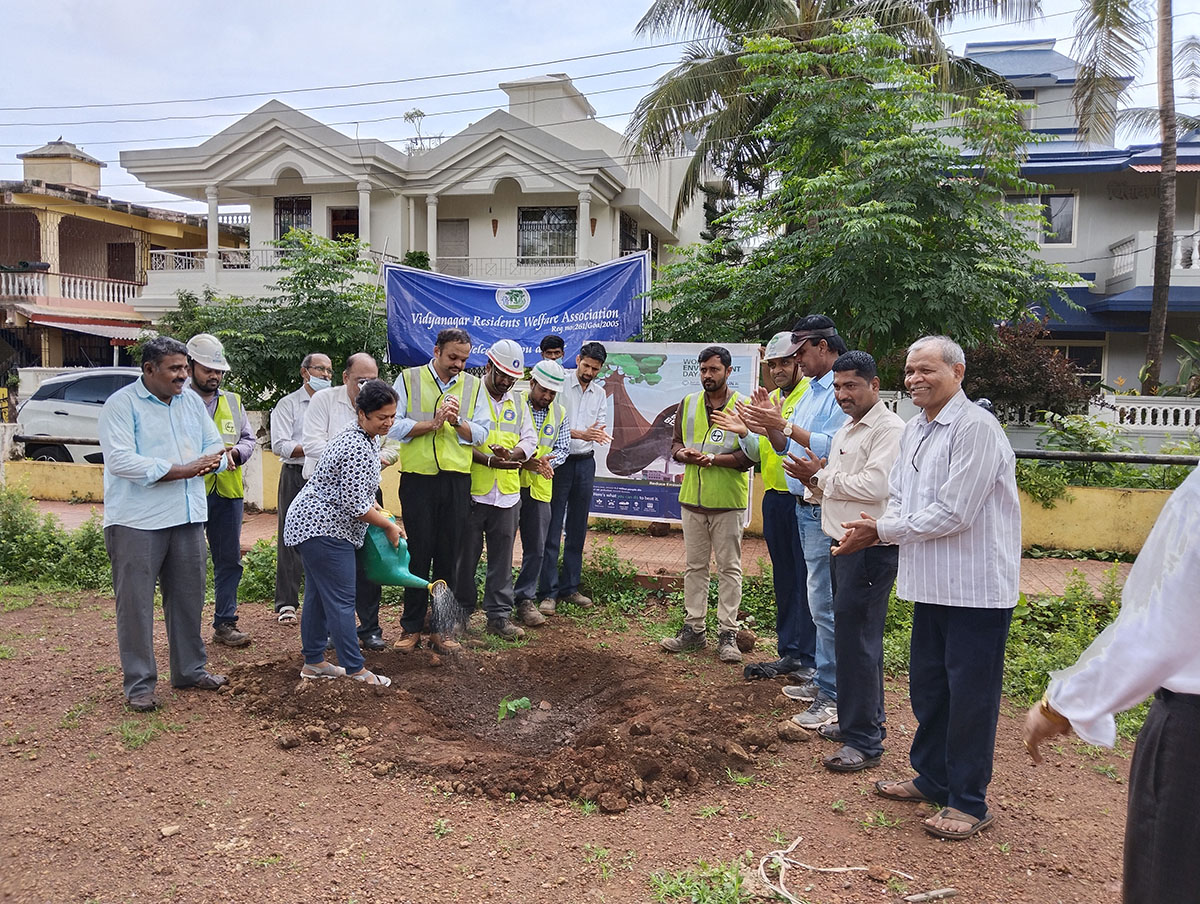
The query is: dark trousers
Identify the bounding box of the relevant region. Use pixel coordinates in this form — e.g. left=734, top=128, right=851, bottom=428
left=514, top=487, right=550, bottom=602
left=538, top=453, right=594, bottom=600
left=761, top=489, right=815, bottom=667
left=398, top=471, right=471, bottom=635
left=458, top=500, right=521, bottom=620
left=105, top=523, right=209, bottom=699
left=298, top=536, right=364, bottom=674
left=205, top=492, right=243, bottom=627
left=274, top=463, right=306, bottom=612
left=908, top=603, right=1013, bottom=820
left=353, top=486, right=385, bottom=639
left=1123, top=689, right=1200, bottom=904
left=832, top=544, right=899, bottom=758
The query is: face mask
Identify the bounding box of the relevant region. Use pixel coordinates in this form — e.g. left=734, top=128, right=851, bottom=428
left=307, top=376, right=331, bottom=392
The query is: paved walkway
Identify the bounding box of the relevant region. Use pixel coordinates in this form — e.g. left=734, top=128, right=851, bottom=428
left=38, top=500, right=1131, bottom=598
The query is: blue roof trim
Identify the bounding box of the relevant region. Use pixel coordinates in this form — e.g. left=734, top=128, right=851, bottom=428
left=1035, top=286, right=1200, bottom=333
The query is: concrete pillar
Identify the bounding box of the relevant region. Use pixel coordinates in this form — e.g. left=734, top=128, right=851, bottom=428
left=34, top=210, right=63, bottom=297
left=426, top=196, right=439, bottom=269
left=407, top=196, right=415, bottom=255
left=205, top=185, right=219, bottom=280
left=357, top=181, right=372, bottom=250
left=40, top=327, right=63, bottom=368
left=576, top=190, right=592, bottom=268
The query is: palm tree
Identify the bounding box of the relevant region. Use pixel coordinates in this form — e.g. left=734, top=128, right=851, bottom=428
left=625, top=0, right=1041, bottom=221
left=1074, top=0, right=1200, bottom=393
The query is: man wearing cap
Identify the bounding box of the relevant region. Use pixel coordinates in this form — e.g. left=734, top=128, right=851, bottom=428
left=186, top=333, right=256, bottom=649
left=456, top=339, right=538, bottom=638
left=538, top=341, right=611, bottom=614
left=743, top=332, right=816, bottom=682
left=389, top=328, right=491, bottom=654
left=301, top=352, right=397, bottom=651
left=513, top=359, right=571, bottom=627
left=740, top=315, right=849, bottom=730
left=99, top=336, right=231, bottom=712
left=270, top=352, right=333, bottom=626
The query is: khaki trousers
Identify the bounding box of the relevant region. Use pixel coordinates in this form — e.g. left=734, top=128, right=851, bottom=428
left=681, top=507, right=744, bottom=632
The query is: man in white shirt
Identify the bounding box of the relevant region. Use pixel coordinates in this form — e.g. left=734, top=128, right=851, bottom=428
left=537, top=341, right=611, bottom=614
left=837, top=335, right=1020, bottom=841
left=270, top=352, right=332, bottom=625
left=784, top=351, right=904, bottom=769
left=1023, top=467, right=1200, bottom=904
left=456, top=340, right=537, bottom=639
left=301, top=353, right=392, bottom=651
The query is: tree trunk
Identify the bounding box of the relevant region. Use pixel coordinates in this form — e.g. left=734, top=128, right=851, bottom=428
left=1142, top=0, right=1178, bottom=395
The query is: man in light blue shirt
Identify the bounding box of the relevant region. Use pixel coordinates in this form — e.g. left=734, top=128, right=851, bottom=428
left=740, top=315, right=849, bottom=730
left=99, top=336, right=231, bottom=712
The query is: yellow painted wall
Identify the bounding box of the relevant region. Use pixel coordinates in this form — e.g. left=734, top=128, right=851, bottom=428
left=5, top=461, right=103, bottom=502
left=3, top=456, right=1171, bottom=555
left=1019, top=486, right=1169, bottom=554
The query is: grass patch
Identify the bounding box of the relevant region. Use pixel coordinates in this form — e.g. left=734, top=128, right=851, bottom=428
left=110, top=713, right=182, bottom=750
left=650, top=859, right=746, bottom=904
left=0, top=644, right=14, bottom=660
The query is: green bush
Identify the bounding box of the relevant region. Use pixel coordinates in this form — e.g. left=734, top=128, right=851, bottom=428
left=238, top=537, right=278, bottom=603
left=0, top=485, right=111, bottom=588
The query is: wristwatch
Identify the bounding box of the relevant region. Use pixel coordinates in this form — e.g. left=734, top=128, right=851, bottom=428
left=808, top=473, right=820, bottom=489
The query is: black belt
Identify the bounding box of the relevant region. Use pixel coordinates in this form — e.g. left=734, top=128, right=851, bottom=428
left=283, top=462, right=304, bottom=470
left=567, top=451, right=594, bottom=461
left=796, top=497, right=820, bottom=506
left=1157, top=688, right=1200, bottom=707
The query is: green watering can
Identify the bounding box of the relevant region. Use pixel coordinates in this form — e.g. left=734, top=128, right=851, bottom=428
left=358, top=518, right=440, bottom=591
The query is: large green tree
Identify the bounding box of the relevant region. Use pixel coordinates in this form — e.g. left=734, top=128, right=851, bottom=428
left=626, top=0, right=1038, bottom=220
left=155, top=230, right=388, bottom=411
left=642, top=24, right=1077, bottom=359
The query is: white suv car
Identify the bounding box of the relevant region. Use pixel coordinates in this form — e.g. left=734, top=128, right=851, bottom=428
left=17, top=367, right=141, bottom=463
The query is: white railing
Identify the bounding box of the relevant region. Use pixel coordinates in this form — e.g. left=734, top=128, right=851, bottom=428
left=435, top=257, right=597, bottom=279
left=217, top=212, right=251, bottom=227
left=60, top=274, right=140, bottom=304
left=1174, top=231, right=1200, bottom=270
left=0, top=271, right=46, bottom=297
left=1104, top=395, right=1200, bottom=431
left=1109, top=236, right=1137, bottom=279
left=150, top=250, right=205, bottom=271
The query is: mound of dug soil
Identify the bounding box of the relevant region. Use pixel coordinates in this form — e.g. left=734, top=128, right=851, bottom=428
left=223, top=631, right=803, bottom=811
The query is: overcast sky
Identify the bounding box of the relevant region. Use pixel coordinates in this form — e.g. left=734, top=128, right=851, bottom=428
left=0, top=0, right=1188, bottom=213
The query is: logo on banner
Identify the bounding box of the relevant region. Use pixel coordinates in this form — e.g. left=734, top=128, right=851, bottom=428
left=496, top=287, right=531, bottom=313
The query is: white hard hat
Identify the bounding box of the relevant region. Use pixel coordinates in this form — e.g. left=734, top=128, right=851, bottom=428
left=530, top=359, right=566, bottom=392
left=186, top=333, right=231, bottom=371
left=764, top=331, right=802, bottom=361
left=487, top=338, right=525, bottom=378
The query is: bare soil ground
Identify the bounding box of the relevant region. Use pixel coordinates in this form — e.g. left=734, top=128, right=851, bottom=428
left=1, top=591, right=1128, bottom=904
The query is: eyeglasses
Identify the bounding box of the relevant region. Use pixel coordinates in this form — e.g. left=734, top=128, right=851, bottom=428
left=911, top=429, right=932, bottom=472
left=790, top=334, right=821, bottom=347
left=305, top=365, right=332, bottom=375
left=356, top=377, right=372, bottom=387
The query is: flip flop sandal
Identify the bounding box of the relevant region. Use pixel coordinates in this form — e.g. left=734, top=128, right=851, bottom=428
left=823, top=745, right=882, bottom=773
left=351, top=669, right=392, bottom=687
left=300, top=662, right=346, bottom=680
left=873, top=779, right=936, bottom=803
left=277, top=606, right=298, bottom=625
left=922, top=808, right=994, bottom=841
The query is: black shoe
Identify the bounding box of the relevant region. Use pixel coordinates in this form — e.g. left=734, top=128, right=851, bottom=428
left=360, top=631, right=386, bottom=651
left=788, top=666, right=817, bottom=683
left=127, top=693, right=159, bottom=712
left=817, top=722, right=843, bottom=742
left=177, top=672, right=228, bottom=691
left=212, top=623, right=250, bottom=647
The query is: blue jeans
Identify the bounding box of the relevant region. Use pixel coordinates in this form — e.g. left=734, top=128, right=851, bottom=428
left=761, top=490, right=815, bottom=667
left=298, top=536, right=364, bottom=673
left=538, top=454, right=594, bottom=600
left=205, top=492, right=243, bottom=627
left=796, top=502, right=835, bottom=698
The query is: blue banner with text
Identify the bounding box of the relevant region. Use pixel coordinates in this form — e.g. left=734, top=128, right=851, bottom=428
left=384, top=253, right=648, bottom=367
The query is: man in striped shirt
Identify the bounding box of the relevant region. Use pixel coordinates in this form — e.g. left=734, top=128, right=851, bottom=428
left=836, top=335, right=1020, bottom=841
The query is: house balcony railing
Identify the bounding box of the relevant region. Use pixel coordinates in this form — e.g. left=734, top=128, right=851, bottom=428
left=994, top=396, right=1200, bottom=433
left=149, top=248, right=289, bottom=272
left=1106, top=230, right=1200, bottom=290
left=434, top=257, right=597, bottom=279
left=0, top=270, right=141, bottom=304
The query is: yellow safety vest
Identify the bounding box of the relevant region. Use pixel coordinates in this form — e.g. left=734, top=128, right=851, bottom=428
left=399, top=367, right=480, bottom=475
left=470, top=392, right=526, bottom=497
left=679, top=390, right=748, bottom=510
left=204, top=390, right=246, bottom=499
left=518, top=394, right=565, bottom=503
left=759, top=379, right=810, bottom=492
